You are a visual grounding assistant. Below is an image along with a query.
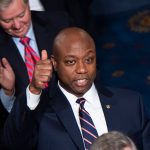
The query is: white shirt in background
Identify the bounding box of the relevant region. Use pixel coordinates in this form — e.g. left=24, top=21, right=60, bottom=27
left=29, top=0, right=45, bottom=11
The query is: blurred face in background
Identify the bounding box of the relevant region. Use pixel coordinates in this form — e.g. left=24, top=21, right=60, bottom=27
left=0, top=0, right=31, bottom=37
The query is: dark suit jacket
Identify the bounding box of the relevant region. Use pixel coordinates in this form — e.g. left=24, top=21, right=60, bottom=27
left=2, top=72, right=150, bottom=150
left=40, top=0, right=93, bottom=33
left=0, top=10, right=70, bottom=140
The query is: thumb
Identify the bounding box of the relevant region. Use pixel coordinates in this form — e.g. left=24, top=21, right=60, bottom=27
left=1, top=58, right=12, bottom=70
left=41, top=50, right=48, bottom=60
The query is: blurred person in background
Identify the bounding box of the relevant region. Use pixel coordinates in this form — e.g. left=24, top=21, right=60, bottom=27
left=0, top=0, right=69, bottom=147
left=90, top=131, right=137, bottom=150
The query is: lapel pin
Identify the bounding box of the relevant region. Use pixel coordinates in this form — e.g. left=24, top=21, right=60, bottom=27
left=106, top=105, right=111, bottom=109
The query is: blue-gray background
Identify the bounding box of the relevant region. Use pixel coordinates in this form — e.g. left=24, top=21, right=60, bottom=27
left=90, top=0, right=150, bottom=115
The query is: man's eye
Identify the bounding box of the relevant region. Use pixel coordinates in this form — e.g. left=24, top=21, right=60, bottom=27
left=3, top=19, right=11, bottom=23
left=18, top=13, right=25, bottom=18
left=65, top=60, right=75, bottom=65
left=85, top=57, right=94, bottom=64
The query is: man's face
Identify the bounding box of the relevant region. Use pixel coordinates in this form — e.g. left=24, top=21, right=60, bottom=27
left=0, top=0, right=31, bottom=37
left=53, top=34, right=96, bottom=97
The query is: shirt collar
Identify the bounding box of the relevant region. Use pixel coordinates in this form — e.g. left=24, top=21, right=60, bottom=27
left=58, top=81, right=100, bottom=107
left=27, top=23, right=35, bottom=41
left=83, top=84, right=100, bottom=106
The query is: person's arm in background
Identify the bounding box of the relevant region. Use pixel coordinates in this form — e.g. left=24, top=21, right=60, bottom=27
left=0, top=58, right=15, bottom=112
left=2, top=50, right=53, bottom=149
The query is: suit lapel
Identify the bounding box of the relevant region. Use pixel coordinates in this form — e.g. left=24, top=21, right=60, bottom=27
left=100, top=93, right=117, bottom=130
left=50, top=87, right=85, bottom=150
left=0, top=35, right=29, bottom=86
left=94, top=71, right=121, bottom=131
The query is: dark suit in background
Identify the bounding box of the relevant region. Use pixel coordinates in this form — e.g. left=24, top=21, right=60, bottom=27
left=0, top=102, right=8, bottom=145
left=40, top=0, right=93, bottom=33
left=3, top=73, right=150, bottom=150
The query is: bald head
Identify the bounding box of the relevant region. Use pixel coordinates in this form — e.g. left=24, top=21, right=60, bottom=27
left=52, top=27, right=95, bottom=57
left=51, top=27, right=97, bottom=97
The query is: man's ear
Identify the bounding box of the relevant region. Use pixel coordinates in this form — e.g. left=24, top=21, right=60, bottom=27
left=51, top=55, right=57, bottom=71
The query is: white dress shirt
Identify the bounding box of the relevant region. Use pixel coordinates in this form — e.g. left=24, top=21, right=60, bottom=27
left=27, top=82, right=108, bottom=136
left=13, top=24, right=40, bottom=60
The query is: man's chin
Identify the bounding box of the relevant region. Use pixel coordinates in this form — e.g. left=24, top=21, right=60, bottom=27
left=8, top=29, right=28, bottom=37
left=75, top=87, right=90, bottom=96
left=11, top=33, right=26, bottom=38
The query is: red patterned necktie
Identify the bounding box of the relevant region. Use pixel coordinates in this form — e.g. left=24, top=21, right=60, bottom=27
left=20, top=37, right=40, bottom=82
left=76, top=98, right=98, bottom=150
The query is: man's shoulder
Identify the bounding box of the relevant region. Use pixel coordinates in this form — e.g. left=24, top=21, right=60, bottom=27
left=0, top=27, right=10, bottom=44
left=107, top=86, right=141, bottom=96
left=104, top=86, right=143, bottom=106
left=96, top=84, right=142, bottom=101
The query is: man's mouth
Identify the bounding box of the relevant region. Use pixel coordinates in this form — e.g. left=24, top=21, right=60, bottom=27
left=14, top=28, right=24, bottom=33
left=75, top=79, right=88, bottom=86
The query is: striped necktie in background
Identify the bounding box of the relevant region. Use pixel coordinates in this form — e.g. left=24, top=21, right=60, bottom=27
left=20, top=37, right=40, bottom=82
left=76, top=98, right=98, bottom=150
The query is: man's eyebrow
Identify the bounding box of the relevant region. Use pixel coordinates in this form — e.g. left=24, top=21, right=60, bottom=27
left=64, top=55, right=76, bottom=58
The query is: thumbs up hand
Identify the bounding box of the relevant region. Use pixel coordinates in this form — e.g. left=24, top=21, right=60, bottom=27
left=29, top=50, right=53, bottom=94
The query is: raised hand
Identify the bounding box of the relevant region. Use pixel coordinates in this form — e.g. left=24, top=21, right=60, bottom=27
left=29, top=50, right=53, bottom=94
left=0, top=58, right=15, bottom=96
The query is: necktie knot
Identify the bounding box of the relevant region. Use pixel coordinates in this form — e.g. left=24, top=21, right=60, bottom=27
left=76, top=98, right=86, bottom=107
left=20, top=37, right=30, bottom=46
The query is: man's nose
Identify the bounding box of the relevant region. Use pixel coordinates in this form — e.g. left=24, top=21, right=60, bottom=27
left=76, top=61, right=87, bottom=74
left=12, top=19, right=21, bottom=29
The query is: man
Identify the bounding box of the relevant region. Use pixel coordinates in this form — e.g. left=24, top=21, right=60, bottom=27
left=90, top=131, right=137, bottom=150
left=0, top=0, right=69, bottom=138
left=3, top=27, right=150, bottom=150
left=0, top=0, right=69, bottom=107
